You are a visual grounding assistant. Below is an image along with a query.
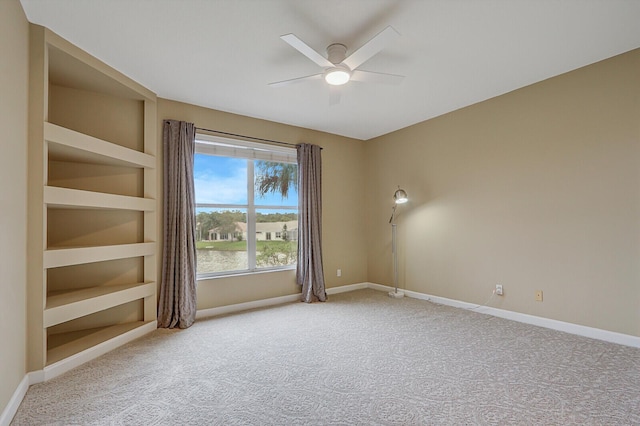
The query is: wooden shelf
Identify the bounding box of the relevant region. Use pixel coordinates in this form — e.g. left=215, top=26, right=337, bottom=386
left=27, top=25, right=157, bottom=375
left=46, top=321, right=152, bottom=366
left=45, top=122, right=155, bottom=169
left=45, top=282, right=155, bottom=327
left=45, top=186, right=155, bottom=211
left=44, top=242, right=155, bottom=268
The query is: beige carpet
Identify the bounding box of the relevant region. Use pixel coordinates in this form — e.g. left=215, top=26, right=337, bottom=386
left=12, top=289, right=640, bottom=425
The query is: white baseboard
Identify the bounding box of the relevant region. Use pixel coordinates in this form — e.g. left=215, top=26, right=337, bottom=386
left=195, top=283, right=371, bottom=320
left=326, top=282, right=368, bottom=295
left=27, top=370, right=44, bottom=386
left=366, top=282, right=640, bottom=348
left=0, top=375, right=29, bottom=426
left=196, top=293, right=301, bottom=319
left=197, top=281, right=640, bottom=348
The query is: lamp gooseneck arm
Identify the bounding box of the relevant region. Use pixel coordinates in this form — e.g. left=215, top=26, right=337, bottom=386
left=389, top=204, right=397, bottom=224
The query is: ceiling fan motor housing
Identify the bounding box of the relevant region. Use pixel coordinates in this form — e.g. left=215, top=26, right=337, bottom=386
left=327, top=43, right=348, bottom=65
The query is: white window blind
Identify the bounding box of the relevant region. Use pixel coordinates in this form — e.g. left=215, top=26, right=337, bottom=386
left=195, top=134, right=296, bottom=163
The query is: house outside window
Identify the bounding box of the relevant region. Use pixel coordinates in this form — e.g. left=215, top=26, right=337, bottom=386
left=194, top=134, right=298, bottom=277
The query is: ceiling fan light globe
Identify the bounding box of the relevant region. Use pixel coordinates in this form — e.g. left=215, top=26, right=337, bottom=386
left=324, top=69, right=350, bottom=85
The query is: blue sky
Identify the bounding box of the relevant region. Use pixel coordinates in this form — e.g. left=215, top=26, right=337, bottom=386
left=194, top=154, right=298, bottom=208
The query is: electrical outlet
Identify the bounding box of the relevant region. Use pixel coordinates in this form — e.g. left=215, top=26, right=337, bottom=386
left=337, top=269, right=342, bottom=277
left=535, top=290, right=543, bottom=302
left=495, top=284, right=503, bottom=296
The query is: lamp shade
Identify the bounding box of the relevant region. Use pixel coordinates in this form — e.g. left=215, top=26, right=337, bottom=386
left=394, top=187, right=408, bottom=204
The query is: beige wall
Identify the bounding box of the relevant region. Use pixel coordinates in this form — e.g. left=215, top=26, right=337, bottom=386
left=0, top=0, right=29, bottom=414
left=366, top=49, right=640, bottom=337
left=157, top=99, right=367, bottom=309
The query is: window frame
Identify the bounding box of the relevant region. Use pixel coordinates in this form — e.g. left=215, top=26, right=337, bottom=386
left=194, top=133, right=298, bottom=279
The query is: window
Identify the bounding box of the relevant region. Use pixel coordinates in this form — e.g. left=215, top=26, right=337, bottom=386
left=194, top=134, right=298, bottom=277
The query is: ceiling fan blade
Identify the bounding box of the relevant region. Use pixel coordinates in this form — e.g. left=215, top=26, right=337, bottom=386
left=280, top=34, right=334, bottom=68
left=350, top=70, right=404, bottom=85
left=342, top=26, right=400, bottom=71
left=268, top=73, right=323, bottom=88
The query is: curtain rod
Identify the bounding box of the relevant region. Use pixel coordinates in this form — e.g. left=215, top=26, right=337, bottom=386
left=196, top=126, right=307, bottom=149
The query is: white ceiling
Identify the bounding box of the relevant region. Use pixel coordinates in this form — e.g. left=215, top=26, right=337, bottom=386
left=20, top=0, right=640, bottom=141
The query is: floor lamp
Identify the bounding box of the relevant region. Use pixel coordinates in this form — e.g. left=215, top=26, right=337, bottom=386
left=389, top=186, right=408, bottom=299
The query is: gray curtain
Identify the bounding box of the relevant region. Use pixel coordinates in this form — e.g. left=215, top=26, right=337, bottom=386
left=296, top=143, right=327, bottom=302
left=158, top=120, right=197, bottom=328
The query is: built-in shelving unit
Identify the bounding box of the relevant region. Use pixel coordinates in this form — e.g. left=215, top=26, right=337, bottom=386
left=27, top=25, right=158, bottom=374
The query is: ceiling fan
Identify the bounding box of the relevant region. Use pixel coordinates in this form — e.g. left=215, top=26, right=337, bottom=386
left=269, top=26, right=404, bottom=88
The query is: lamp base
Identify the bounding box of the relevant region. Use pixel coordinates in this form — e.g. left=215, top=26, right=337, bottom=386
left=388, top=290, right=405, bottom=299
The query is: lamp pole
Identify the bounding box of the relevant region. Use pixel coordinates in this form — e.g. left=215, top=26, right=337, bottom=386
left=392, top=222, right=400, bottom=292
left=389, top=187, right=407, bottom=299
